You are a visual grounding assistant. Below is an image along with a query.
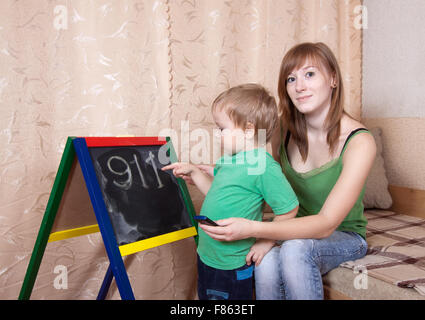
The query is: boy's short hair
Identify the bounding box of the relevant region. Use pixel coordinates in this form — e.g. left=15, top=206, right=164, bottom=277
left=211, top=83, right=278, bottom=142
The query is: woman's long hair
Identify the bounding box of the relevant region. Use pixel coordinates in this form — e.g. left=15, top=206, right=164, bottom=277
left=278, top=42, right=344, bottom=161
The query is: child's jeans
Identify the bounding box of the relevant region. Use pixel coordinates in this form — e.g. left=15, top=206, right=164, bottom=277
left=197, top=256, right=254, bottom=300
left=254, top=231, right=368, bottom=300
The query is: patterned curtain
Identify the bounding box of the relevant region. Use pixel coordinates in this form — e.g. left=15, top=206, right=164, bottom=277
left=0, top=0, right=361, bottom=299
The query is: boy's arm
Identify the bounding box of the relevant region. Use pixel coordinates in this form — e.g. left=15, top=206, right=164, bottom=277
left=189, top=167, right=213, bottom=195
left=181, top=164, right=215, bottom=186
left=162, top=162, right=213, bottom=196
left=246, top=239, right=275, bottom=266
left=246, top=207, right=297, bottom=266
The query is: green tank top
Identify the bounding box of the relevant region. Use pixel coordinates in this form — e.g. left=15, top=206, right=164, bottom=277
left=280, top=128, right=369, bottom=239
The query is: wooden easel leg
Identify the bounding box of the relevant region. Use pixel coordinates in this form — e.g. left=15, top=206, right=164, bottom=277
left=97, top=264, right=113, bottom=300
left=74, top=138, right=135, bottom=300
left=18, top=137, right=76, bottom=300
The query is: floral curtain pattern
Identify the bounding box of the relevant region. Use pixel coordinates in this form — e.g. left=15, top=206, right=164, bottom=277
left=0, top=0, right=361, bottom=299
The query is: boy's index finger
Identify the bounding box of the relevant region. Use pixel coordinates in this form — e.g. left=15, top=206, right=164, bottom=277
left=161, top=162, right=180, bottom=171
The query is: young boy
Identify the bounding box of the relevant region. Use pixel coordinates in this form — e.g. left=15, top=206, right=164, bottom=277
left=162, top=83, right=298, bottom=300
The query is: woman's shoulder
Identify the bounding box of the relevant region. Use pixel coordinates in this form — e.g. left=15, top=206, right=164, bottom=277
left=340, top=115, right=376, bottom=159
left=341, top=115, right=371, bottom=140
left=340, top=114, right=365, bottom=132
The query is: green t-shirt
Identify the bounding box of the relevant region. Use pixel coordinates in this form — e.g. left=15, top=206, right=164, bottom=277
left=198, top=148, right=299, bottom=270
left=280, top=129, right=369, bottom=239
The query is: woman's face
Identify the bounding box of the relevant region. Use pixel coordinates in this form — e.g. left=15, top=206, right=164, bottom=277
left=286, top=60, right=335, bottom=116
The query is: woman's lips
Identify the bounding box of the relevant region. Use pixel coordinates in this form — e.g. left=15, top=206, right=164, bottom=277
left=296, top=95, right=312, bottom=102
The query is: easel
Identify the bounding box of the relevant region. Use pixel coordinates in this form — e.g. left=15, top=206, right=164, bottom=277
left=19, top=137, right=197, bottom=300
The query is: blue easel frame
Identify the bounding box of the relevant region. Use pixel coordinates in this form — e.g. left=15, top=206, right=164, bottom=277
left=73, top=138, right=135, bottom=300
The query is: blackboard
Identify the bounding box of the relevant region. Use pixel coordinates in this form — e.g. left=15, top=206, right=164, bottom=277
left=20, top=137, right=196, bottom=300
left=88, top=144, right=193, bottom=246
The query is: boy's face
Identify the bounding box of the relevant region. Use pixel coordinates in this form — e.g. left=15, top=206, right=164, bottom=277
left=212, top=109, right=247, bottom=156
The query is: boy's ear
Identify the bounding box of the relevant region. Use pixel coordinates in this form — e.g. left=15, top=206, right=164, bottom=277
left=245, top=122, right=256, bottom=139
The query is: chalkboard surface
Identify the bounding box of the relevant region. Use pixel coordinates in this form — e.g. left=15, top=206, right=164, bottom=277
left=88, top=145, right=192, bottom=246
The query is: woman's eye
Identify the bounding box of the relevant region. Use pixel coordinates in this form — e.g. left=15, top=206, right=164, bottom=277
left=287, top=76, right=295, bottom=83
left=305, top=71, right=315, bottom=78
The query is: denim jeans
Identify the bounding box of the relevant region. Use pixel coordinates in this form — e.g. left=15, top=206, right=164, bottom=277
left=254, top=231, right=368, bottom=300
left=197, top=256, right=254, bottom=300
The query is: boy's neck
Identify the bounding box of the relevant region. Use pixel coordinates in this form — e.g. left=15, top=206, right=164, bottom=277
left=244, top=142, right=260, bottom=152
left=232, top=142, right=265, bottom=155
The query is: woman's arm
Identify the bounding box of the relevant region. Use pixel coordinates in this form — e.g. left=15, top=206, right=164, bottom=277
left=245, top=209, right=297, bottom=266
left=200, top=132, right=376, bottom=241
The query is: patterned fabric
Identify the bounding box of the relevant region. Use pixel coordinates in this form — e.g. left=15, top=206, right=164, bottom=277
left=341, top=210, right=425, bottom=295
left=0, top=0, right=362, bottom=299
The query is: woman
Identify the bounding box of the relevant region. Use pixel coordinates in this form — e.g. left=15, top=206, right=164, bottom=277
left=199, top=42, right=376, bottom=300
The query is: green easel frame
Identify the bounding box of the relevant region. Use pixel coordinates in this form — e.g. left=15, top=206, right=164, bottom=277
left=19, top=137, right=76, bottom=300
left=19, top=136, right=198, bottom=300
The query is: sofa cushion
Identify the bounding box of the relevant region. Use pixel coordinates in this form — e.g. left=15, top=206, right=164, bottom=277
left=363, top=127, right=393, bottom=209
left=326, top=209, right=425, bottom=298
left=323, top=267, right=425, bottom=300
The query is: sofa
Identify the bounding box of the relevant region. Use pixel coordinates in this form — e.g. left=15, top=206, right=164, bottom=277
left=321, top=121, right=425, bottom=300
left=261, top=122, right=425, bottom=300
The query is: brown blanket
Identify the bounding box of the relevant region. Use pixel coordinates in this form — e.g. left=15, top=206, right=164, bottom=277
left=340, top=210, right=425, bottom=295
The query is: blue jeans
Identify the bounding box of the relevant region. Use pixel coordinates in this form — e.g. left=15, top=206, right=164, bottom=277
left=197, top=256, right=254, bottom=300
left=254, top=231, right=368, bottom=300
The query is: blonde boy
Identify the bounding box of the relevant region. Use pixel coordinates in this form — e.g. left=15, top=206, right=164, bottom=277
left=162, top=83, right=298, bottom=300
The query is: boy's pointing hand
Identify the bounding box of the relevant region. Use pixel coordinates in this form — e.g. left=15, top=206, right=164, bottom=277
left=162, top=162, right=194, bottom=179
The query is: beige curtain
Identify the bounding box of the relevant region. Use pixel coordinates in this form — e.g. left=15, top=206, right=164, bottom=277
left=0, top=0, right=361, bottom=299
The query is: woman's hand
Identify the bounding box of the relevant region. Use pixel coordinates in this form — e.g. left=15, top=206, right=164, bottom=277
left=198, top=217, right=255, bottom=241
left=246, top=239, right=276, bottom=267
